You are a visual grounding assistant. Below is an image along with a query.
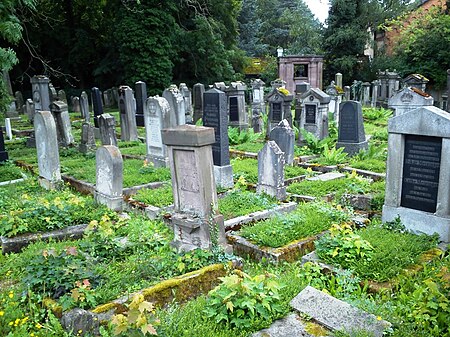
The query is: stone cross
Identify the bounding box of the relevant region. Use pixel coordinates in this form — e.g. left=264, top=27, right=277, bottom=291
left=336, top=101, right=368, bottom=155
left=192, top=83, right=205, bottom=124
left=95, top=145, right=123, bottom=211
left=269, top=119, right=295, bottom=165
left=91, top=87, right=104, bottom=128
left=118, top=86, right=138, bottom=141
left=144, top=96, right=170, bottom=167
left=135, top=81, right=147, bottom=127
left=98, top=113, right=118, bottom=146
left=257, top=141, right=286, bottom=201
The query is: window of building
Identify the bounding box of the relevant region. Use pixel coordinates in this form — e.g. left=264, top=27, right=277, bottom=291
left=294, top=64, right=308, bottom=78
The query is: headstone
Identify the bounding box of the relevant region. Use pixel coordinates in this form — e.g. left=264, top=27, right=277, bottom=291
left=403, top=74, right=429, bottom=92
left=226, top=81, right=248, bottom=131
left=31, top=76, right=51, bottom=113
left=111, top=87, right=119, bottom=106
left=335, top=73, right=343, bottom=89
left=6, top=100, right=18, bottom=118
left=49, top=84, right=58, bottom=103
left=192, top=83, right=205, bottom=123
left=162, top=125, right=229, bottom=252
left=213, top=82, right=227, bottom=91
left=179, top=83, right=193, bottom=124
left=14, top=91, right=24, bottom=114
left=294, top=82, right=311, bottom=128
left=269, top=119, right=295, bottom=165
left=162, top=85, right=186, bottom=126
left=388, top=87, right=434, bottom=117
left=58, top=89, right=67, bottom=103
left=135, top=81, right=147, bottom=127
left=270, top=79, right=286, bottom=89
left=25, top=98, right=35, bottom=122
left=257, top=141, right=286, bottom=201
left=91, top=87, right=103, bottom=128
left=362, top=82, right=371, bottom=106
left=118, top=86, right=138, bottom=141
left=325, top=82, right=340, bottom=118
left=98, top=113, right=118, bottom=146
left=336, top=101, right=368, bottom=155
left=51, top=100, right=75, bottom=147
left=298, top=88, right=331, bottom=144
left=371, top=80, right=380, bottom=107
left=266, top=87, right=294, bottom=135
left=80, top=91, right=90, bottom=122
left=71, top=96, right=80, bottom=113
left=5, top=118, right=12, bottom=141
left=344, top=86, right=350, bottom=101
left=94, top=145, right=123, bottom=211
left=144, top=96, right=170, bottom=167
left=0, top=128, right=8, bottom=162
left=251, top=79, right=265, bottom=133
left=103, top=91, right=111, bottom=108
left=79, top=122, right=96, bottom=154
left=382, top=106, right=450, bottom=243
left=203, top=88, right=233, bottom=188
left=34, top=111, right=61, bottom=189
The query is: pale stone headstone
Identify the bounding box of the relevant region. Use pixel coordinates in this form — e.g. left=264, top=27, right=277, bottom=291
left=34, top=111, right=61, bottom=189
left=336, top=101, right=368, bottom=155
left=98, top=113, right=117, bottom=146
left=192, top=83, right=205, bottom=123
left=144, top=96, right=170, bottom=167
left=294, top=81, right=311, bottom=128
left=51, top=100, right=75, bottom=147
left=14, top=91, right=24, bottom=114
left=344, top=86, right=350, bottom=101
left=71, top=96, right=80, bottom=113
left=103, top=91, right=111, bottom=108
left=95, top=145, right=123, bottom=211
left=58, top=89, right=67, bottom=103
left=362, top=82, right=371, bottom=106
left=0, top=128, right=8, bottom=162
left=266, top=87, right=294, bottom=135
left=382, top=106, right=450, bottom=243
left=388, top=87, right=434, bottom=117
left=269, top=119, right=295, bottom=165
left=135, top=81, right=147, bottom=127
left=79, top=123, right=96, bottom=154
left=203, top=88, right=233, bottom=188
left=257, top=141, right=286, bottom=200
left=226, top=81, right=248, bottom=131
left=25, top=98, right=35, bottom=122
left=298, top=88, right=331, bottom=144
left=163, top=85, right=186, bottom=126
left=49, top=84, right=58, bottom=103
left=31, top=76, right=51, bottom=113
left=80, top=91, right=90, bottom=122
left=251, top=79, right=265, bottom=133
left=118, top=86, right=138, bottom=141
left=371, top=80, right=380, bottom=107
left=162, top=125, right=229, bottom=252
left=5, top=118, right=12, bottom=141
left=91, top=87, right=103, bottom=128
left=335, top=73, right=343, bottom=89
left=179, top=83, right=193, bottom=124
left=403, top=74, right=429, bottom=92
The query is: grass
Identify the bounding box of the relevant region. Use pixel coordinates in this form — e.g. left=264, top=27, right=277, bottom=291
left=132, top=183, right=174, bottom=207
left=0, top=161, right=25, bottom=182
left=218, top=189, right=277, bottom=220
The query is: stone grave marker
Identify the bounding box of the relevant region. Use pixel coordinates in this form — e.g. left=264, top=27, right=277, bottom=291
left=118, top=86, right=138, bottom=141
left=298, top=88, right=331, bottom=144
left=294, top=81, right=311, bottom=128
left=266, top=87, right=294, bottom=135
left=335, top=72, right=343, bottom=89
left=34, top=110, right=62, bottom=189
left=103, top=91, right=111, bottom=108
left=80, top=91, right=90, bottom=122
left=257, top=141, right=286, bottom=200
left=31, top=76, right=51, bottom=113
left=336, top=101, right=368, bottom=155
left=71, top=96, right=80, bottom=113
left=95, top=145, right=123, bottom=211
left=5, top=118, right=12, bottom=140
left=91, top=87, right=103, bottom=128
left=179, top=83, right=193, bottom=124
left=404, top=73, right=429, bottom=92
left=163, top=85, right=186, bottom=126
left=98, top=113, right=118, bottom=146
left=226, top=81, right=247, bottom=131
left=388, top=86, right=434, bottom=117
left=25, top=98, right=35, bottom=122
left=382, top=106, right=450, bottom=243
left=344, top=86, right=350, bottom=101
left=162, top=125, right=229, bottom=252
left=144, top=96, right=170, bottom=167
left=269, top=119, right=295, bottom=165
left=203, top=88, right=233, bottom=188
left=58, top=89, right=67, bottom=103
left=371, top=80, right=380, bottom=107
left=251, top=79, right=265, bottom=133
left=51, top=100, right=75, bottom=147
left=0, top=128, right=8, bottom=162
left=192, top=83, right=205, bottom=123
left=49, top=84, right=58, bottom=103
left=79, top=122, right=96, bottom=154
left=135, top=81, right=147, bottom=127
left=14, top=91, right=24, bottom=114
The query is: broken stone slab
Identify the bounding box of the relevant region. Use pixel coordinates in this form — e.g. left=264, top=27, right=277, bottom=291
left=60, top=308, right=99, bottom=336
left=252, top=313, right=327, bottom=337
left=290, top=286, right=391, bottom=337
left=306, top=172, right=345, bottom=181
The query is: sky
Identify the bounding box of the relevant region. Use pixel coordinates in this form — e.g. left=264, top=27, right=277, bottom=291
left=304, top=0, right=330, bottom=24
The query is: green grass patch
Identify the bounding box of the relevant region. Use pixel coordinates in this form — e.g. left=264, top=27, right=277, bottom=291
left=132, top=183, right=174, bottom=207
left=218, top=190, right=277, bottom=220
left=0, top=161, right=25, bottom=182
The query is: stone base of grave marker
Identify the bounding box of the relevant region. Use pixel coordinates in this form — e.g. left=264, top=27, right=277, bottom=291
left=94, top=191, right=123, bottom=212
left=146, top=154, right=168, bottom=168
left=336, top=140, right=368, bottom=156
left=214, top=165, right=234, bottom=189
left=257, top=182, right=286, bottom=201
left=38, top=176, right=63, bottom=190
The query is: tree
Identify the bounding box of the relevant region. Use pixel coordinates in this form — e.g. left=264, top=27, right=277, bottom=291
left=237, top=0, right=266, bottom=56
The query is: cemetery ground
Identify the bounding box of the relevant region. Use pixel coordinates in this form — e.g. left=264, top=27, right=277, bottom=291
left=0, top=106, right=449, bottom=337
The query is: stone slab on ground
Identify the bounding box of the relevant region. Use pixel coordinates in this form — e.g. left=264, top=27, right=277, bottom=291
left=306, top=172, right=345, bottom=181
left=290, top=286, right=391, bottom=337
left=252, top=314, right=326, bottom=337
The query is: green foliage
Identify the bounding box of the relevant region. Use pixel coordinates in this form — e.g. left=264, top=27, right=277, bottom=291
left=312, top=144, right=348, bottom=166
left=300, top=129, right=336, bottom=155
left=362, top=107, right=393, bottom=122
left=218, top=189, right=277, bottom=220
left=59, top=279, right=98, bottom=311
left=0, top=160, right=25, bottom=181
left=204, top=271, right=284, bottom=329
left=132, top=184, right=174, bottom=208
left=228, top=127, right=262, bottom=146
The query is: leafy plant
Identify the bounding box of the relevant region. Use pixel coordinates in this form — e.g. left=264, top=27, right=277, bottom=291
left=0, top=161, right=25, bottom=182
left=59, top=279, right=98, bottom=311
left=312, top=144, right=348, bottom=166
left=204, top=271, right=284, bottom=329
left=228, top=127, right=262, bottom=146
left=362, top=107, right=392, bottom=122
left=218, top=189, right=277, bottom=220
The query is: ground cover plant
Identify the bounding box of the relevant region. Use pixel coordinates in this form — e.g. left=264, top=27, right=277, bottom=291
left=218, top=189, right=278, bottom=220
left=0, top=161, right=25, bottom=182
left=238, top=201, right=351, bottom=248
left=132, top=183, right=174, bottom=207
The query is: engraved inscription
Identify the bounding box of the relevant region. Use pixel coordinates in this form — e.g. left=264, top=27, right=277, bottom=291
left=272, top=103, right=282, bottom=122
left=305, top=104, right=316, bottom=124
left=401, top=135, right=442, bottom=213
left=147, top=117, right=162, bottom=148
left=339, top=107, right=358, bottom=142
left=229, top=97, right=239, bottom=121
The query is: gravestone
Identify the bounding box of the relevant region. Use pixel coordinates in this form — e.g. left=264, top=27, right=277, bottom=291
left=294, top=81, right=311, bottom=128
left=344, top=86, right=351, bottom=101
left=226, top=81, right=248, bottom=131
left=203, top=88, right=233, bottom=188
left=103, top=91, right=111, bottom=108
left=388, top=87, right=434, bottom=117
left=371, top=80, right=380, bottom=107
left=213, top=82, right=227, bottom=91
left=325, top=81, right=340, bottom=120
left=95, top=145, right=123, bottom=211
left=80, top=91, right=90, bottom=122
left=79, top=122, right=96, bottom=154
left=144, top=96, right=170, bottom=167
left=31, top=76, right=51, bottom=113
left=335, top=73, right=343, bottom=89
left=266, top=87, right=294, bottom=135
left=5, top=118, right=12, bottom=140
left=0, top=128, right=8, bottom=162
left=162, top=125, right=229, bottom=252
left=71, top=96, right=80, bottom=113
left=91, top=87, right=103, bottom=128
left=34, top=111, right=62, bottom=189
left=58, top=90, right=67, bottom=103
left=51, top=100, right=75, bottom=147
left=179, top=83, right=193, bottom=124
left=361, top=82, right=371, bottom=106
left=118, top=86, right=138, bottom=141
left=382, top=106, right=450, bottom=243
left=49, top=84, right=58, bottom=103
left=269, top=119, right=295, bottom=165
left=163, top=85, right=186, bottom=126
left=14, top=91, right=24, bottom=114
left=251, top=79, right=265, bottom=133
left=403, top=74, right=428, bottom=92
left=336, top=101, right=368, bottom=155
left=192, top=83, right=205, bottom=123
left=25, top=99, right=35, bottom=122
left=298, top=88, right=331, bottom=144
left=257, top=141, right=286, bottom=201
left=98, top=113, right=118, bottom=146
left=135, top=81, right=147, bottom=127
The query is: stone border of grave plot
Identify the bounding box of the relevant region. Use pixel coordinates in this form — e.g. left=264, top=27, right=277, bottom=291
left=124, top=196, right=174, bottom=220
left=290, top=193, right=375, bottom=212
left=298, top=163, right=385, bottom=181
left=0, top=224, right=87, bottom=254
left=0, top=172, right=27, bottom=186
left=58, top=263, right=234, bottom=334
left=12, top=128, right=34, bottom=137
left=229, top=148, right=319, bottom=163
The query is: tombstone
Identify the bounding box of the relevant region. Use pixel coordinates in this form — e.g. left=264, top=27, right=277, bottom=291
left=344, top=86, right=351, bottom=101
left=144, top=96, right=170, bottom=167
left=0, top=128, right=8, bottom=162
left=34, top=111, right=62, bottom=189
left=335, top=73, right=343, bottom=89
left=378, top=69, right=401, bottom=105
left=213, top=82, right=227, bottom=91
left=371, top=80, right=380, bottom=107
left=203, top=88, right=233, bottom=188
left=256, top=141, right=286, bottom=201
left=51, top=100, right=75, bottom=147
left=251, top=79, right=265, bottom=133
left=163, top=85, right=186, bottom=126
left=179, top=83, right=193, bottom=124
left=71, top=96, right=80, bottom=113
left=382, top=106, right=450, bottom=243
left=103, top=91, right=111, bottom=108
left=80, top=91, right=90, bottom=122
left=294, top=82, right=311, bottom=128
left=49, top=84, right=58, bottom=103
left=94, top=145, right=123, bottom=211
left=403, top=74, right=429, bottom=92
left=91, top=87, right=103, bottom=128
left=161, top=124, right=229, bottom=252
left=388, top=87, right=434, bottom=117
left=325, top=82, right=340, bottom=120
left=226, top=81, right=248, bottom=131
left=25, top=99, right=35, bottom=122
left=269, top=119, right=295, bottom=165
left=135, top=81, right=147, bottom=127
left=362, top=82, right=371, bottom=106
left=5, top=118, right=12, bottom=141
left=14, top=91, right=24, bottom=114
left=58, top=90, right=67, bottom=104
left=270, top=79, right=286, bottom=89
left=266, top=87, right=294, bottom=135
left=31, top=76, right=51, bottom=113
left=336, top=101, right=368, bottom=155
left=118, top=86, right=138, bottom=141
left=298, top=88, right=331, bottom=144
left=79, top=122, right=96, bottom=154
left=98, top=113, right=118, bottom=146
left=6, top=100, right=18, bottom=118
left=111, top=87, right=119, bottom=107
left=192, top=83, right=205, bottom=123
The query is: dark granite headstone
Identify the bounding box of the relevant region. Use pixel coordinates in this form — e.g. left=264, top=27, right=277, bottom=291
left=400, top=135, right=442, bottom=213
left=135, top=81, right=147, bottom=127
left=338, top=103, right=358, bottom=142
left=92, top=87, right=103, bottom=128
left=193, top=83, right=205, bottom=123
left=305, top=104, right=316, bottom=124
left=229, top=96, right=239, bottom=122
left=0, top=129, right=8, bottom=162
left=203, top=88, right=230, bottom=166
left=272, top=103, right=282, bottom=122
